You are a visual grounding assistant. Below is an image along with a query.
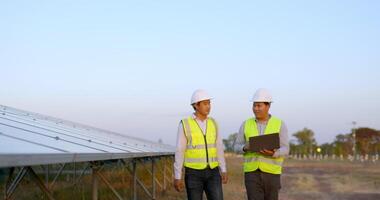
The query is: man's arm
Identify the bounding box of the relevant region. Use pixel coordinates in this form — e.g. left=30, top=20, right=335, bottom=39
left=272, top=122, right=289, bottom=158
left=173, top=121, right=187, bottom=191
left=234, top=122, right=248, bottom=153
left=174, top=122, right=186, bottom=179
left=216, top=125, right=227, bottom=173
left=214, top=120, right=228, bottom=184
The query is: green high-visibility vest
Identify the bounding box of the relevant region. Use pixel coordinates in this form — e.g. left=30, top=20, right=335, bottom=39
left=182, top=116, right=219, bottom=170
left=244, top=116, right=284, bottom=174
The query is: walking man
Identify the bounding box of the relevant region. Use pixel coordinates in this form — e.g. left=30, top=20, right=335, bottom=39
left=235, top=88, right=289, bottom=200
left=174, top=89, right=228, bottom=200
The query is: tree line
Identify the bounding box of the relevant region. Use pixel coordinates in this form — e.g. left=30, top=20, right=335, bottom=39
left=223, top=127, right=380, bottom=157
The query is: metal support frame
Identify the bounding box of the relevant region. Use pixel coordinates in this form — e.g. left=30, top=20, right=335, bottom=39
left=5, top=166, right=56, bottom=200
left=73, top=163, right=90, bottom=186
left=137, top=159, right=163, bottom=191
left=163, top=157, right=173, bottom=185
left=91, top=161, right=125, bottom=200
left=94, top=168, right=124, bottom=200
left=163, top=158, right=166, bottom=191
left=133, top=160, right=137, bottom=200
left=28, top=167, right=55, bottom=200
left=5, top=167, right=27, bottom=199
left=126, top=158, right=155, bottom=199
left=44, top=165, right=49, bottom=186
left=129, top=156, right=174, bottom=200
left=2, top=155, right=174, bottom=200
left=49, top=163, right=66, bottom=190
left=92, top=164, right=99, bottom=200
left=90, top=162, right=107, bottom=200
left=152, top=158, right=156, bottom=200
left=4, top=167, right=15, bottom=200
left=73, top=162, right=76, bottom=184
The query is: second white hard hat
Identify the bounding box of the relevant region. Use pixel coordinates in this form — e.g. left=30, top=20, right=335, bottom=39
left=251, top=88, right=273, bottom=103
left=191, top=89, right=212, bottom=105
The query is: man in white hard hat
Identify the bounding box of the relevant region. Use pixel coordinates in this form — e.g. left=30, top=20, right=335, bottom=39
left=235, top=88, right=289, bottom=200
left=174, top=89, right=228, bottom=200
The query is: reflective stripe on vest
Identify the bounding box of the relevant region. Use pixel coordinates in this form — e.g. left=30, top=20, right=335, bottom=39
left=243, top=116, right=284, bottom=174
left=244, top=156, right=284, bottom=166
left=182, top=116, right=219, bottom=170
left=185, top=157, right=219, bottom=163
left=186, top=143, right=217, bottom=149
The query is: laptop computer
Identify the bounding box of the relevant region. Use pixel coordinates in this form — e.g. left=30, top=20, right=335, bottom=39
left=248, top=133, right=280, bottom=152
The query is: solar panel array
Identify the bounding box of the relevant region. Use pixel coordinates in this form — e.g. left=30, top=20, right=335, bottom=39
left=0, top=105, right=174, bottom=167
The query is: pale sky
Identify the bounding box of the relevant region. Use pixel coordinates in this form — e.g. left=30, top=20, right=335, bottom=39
left=1, top=0, right=379, bottom=145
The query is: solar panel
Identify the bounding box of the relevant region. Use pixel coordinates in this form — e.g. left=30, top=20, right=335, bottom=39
left=0, top=105, right=174, bottom=167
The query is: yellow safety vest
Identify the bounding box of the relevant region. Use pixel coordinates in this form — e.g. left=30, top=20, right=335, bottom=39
left=244, top=116, right=284, bottom=174
left=182, top=116, right=219, bottom=170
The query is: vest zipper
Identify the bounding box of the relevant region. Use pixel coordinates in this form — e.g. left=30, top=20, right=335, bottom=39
left=195, top=120, right=209, bottom=166
left=203, top=134, right=209, bottom=165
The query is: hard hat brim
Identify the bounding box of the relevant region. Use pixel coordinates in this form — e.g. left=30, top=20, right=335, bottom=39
left=191, top=98, right=213, bottom=105
left=250, top=100, right=273, bottom=103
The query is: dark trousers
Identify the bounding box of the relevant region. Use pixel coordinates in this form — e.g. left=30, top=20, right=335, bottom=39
left=245, top=169, right=281, bottom=200
left=185, top=167, right=223, bottom=200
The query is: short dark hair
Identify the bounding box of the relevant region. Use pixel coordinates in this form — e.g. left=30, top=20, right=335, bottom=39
left=192, top=102, right=200, bottom=110
left=254, top=102, right=271, bottom=107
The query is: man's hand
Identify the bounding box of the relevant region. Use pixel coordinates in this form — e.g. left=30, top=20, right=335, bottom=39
left=221, top=172, right=228, bottom=184
left=243, top=143, right=250, bottom=152
left=259, top=149, right=275, bottom=156
left=174, top=179, right=184, bottom=192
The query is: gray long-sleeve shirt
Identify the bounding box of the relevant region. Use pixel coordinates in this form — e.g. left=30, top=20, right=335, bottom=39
left=234, top=115, right=289, bottom=158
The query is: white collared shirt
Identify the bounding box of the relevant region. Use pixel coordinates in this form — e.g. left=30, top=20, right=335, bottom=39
left=173, top=114, right=227, bottom=179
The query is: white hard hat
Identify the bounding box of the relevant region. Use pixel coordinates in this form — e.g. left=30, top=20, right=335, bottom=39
left=191, top=89, right=212, bottom=104
left=251, top=88, right=273, bottom=103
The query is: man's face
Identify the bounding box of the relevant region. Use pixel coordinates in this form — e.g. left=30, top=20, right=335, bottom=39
left=195, top=100, right=211, bottom=116
left=252, top=102, right=270, bottom=119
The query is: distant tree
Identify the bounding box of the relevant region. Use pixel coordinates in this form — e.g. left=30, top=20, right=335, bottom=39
left=320, top=143, right=334, bottom=156
left=374, top=130, right=380, bottom=155
left=290, top=127, right=380, bottom=158
left=355, top=127, right=380, bottom=155
left=333, top=133, right=352, bottom=156
left=289, top=140, right=299, bottom=155
left=292, top=128, right=317, bottom=155
left=223, top=133, right=238, bottom=152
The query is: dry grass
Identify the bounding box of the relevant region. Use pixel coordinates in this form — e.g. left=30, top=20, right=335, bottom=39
left=160, top=154, right=380, bottom=200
